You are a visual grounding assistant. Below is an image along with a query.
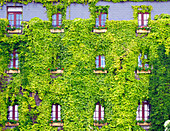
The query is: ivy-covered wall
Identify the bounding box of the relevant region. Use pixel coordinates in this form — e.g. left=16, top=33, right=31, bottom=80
left=0, top=1, right=169, bottom=131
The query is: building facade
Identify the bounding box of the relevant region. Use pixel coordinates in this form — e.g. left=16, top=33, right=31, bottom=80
left=0, top=0, right=169, bottom=131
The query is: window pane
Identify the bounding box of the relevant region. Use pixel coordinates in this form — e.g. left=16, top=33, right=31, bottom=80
left=58, top=105, right=61, bottom=111
left=101, top=56, right=105, bottom=67
left=138, top=14, right=141, bottom=20
left=138, top=54, right=142, bottom=67
left=96, top=18, right=99, bottom=27
left=15, top=105, right=18, bottom=111
left=59, top=14, right=62, bottom=20
left=138, top=21, right=141, bottom=26
left=144, top=21, right=148, bottom=26
left=96, top=105, right=99, bottom=111
left=52, top=105, right=56, bottom=111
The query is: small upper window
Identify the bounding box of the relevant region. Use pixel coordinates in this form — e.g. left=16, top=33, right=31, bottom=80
left=136, top=101, right=150, bottom=121
left=93, top=102, right=104, bottom=120
left=51, top=104, right=61, bottom=121
left=9, top=50, right=19, bottom=68
left=7, top=7, right=22, bottom=29
left=138, top=53, right=149, bottom=68
left=95, top=55, right=105, bottom=68
left=138, top=13, right=149, bottom=26
left=8, top=105, right=19, bottom=120
left=52, top=13, right=62, bottom=27
left=96, top=13, right=107, bottom=27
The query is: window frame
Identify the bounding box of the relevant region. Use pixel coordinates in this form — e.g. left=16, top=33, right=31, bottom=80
left=93, top=102, right=104, bottom=121
left=7, top=7, right=22, bottom=28
left=9, top=50, right=19, bottom=68
left=138, top=12, right=149, bottom=27
left=96, top=12, right=107, bottom=27
left=136, top=101, right=150, bottom=121
left=95, top=55, right=105, bottom=68
left=52, top=13, right=62, bottom=27
left=51, top=104, right=61, bottom=121
left=8, top=105, right=19, bottom=120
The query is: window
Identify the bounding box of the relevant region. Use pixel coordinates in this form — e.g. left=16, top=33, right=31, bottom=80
left=95, top=55, right=105, bottom=68
left=52, top=13, right=62, bottom=27
left=7, top=7, right=22, bottom=28
left=136, top=101, right=150, bottom=121
left=138, top=13, right=149, bottom=26
left=93, top=102, right=104, bottom=120
left=9, top=50, right=19, bottom=68
left=96, top=13, right=107, bottom=27
left=138, top=53, right=149, bottom=68
left=51, top=104, right=61, bottom=121
left=8, top=105, right=19, bottom=120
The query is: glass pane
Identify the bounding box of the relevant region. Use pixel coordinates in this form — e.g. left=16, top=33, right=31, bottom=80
left=138, top=14, right=141, bottom=20
left=138, top=21, right=141, bottom=26
left=59, top=21, right=62, bottom=26
left=58, top=105, right=61, bottom=111
left=96, top=105, right=99, bottom=111
left=138, top=54, right=142, bottom=67
left=52, top=14, right=56, bottom=20
left=101, top=106, right=104, bottom=112
left=9, top=106, right=13, bottom=111
left=15, top=105, right=18, bottom=111
left=101, top=112, right=104, bottom=118
left=59, top=14, right=62, bottom=20
left=52, top=105, right=56, bottom=111
left=52, top=112, right=56, bottom=117
left=9, top=112, right=12, bottom=118
left=101, top=56, right=105, bottom=67
left=58, top=112, right=61, bottom=118
left=144, top=21, right=148, bottom=26
left=52, top=21, right=56, bottom=26
left=96, top=18, right=99, bottom=27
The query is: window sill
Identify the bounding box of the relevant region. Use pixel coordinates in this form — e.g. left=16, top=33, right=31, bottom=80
left=5, top=123, right=19, bottom=126
left=94, top=123, right=108, bottom=126
left=6, top=70, right=20, bottom=73
left=137, top=70, right=151, bottom=74
left=136, top=29, right=150, bottom=33
left=93, top=29, right=107, bottom=33
left=50, top=70, right=64, bottom=74
left=50, top=29, right=64, bottom=33
left=7, top=29, right=22, bottom=34
left=137, top=122, right=151, bottom=126
left=93, top=70, right=107, bottom=74
left=49, top=122, right=63, bottom=126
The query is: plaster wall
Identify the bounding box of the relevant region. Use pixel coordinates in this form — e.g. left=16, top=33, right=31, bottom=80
left=0, top=2, right=169, bottom=21
left=0, top=2, right=48, bottom=21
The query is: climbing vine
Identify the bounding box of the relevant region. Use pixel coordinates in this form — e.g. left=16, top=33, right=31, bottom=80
left=0, top=1, right=169, bottom=131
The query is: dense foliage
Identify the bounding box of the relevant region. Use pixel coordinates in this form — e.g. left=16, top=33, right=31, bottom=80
left=0, top=1, right=169, bottom=131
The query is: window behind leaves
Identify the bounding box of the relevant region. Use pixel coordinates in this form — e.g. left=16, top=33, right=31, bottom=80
left=93, top=102, right=104, bottom=120
left=95, top=55, right=105, bottom=68
left=138, top=13, right=149, bottom=26
left=136, top=101, right=150, bottom=121
left=52, top=104, right=61, bottom=121
left=8, top=105, right=19, bottom=120
left=52, top=13, right=62, bottom=27
left=96, top=13, right=107, bottom=27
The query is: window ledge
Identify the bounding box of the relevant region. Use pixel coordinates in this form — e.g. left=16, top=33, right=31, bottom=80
left=50, top=70, right=64, bottom=74
left=7, top=29, right=22, bottom=34
left=94, top=123, right=108, bottom=126
left=6, top=70, right=20, bottom=73
left=93, top=70, right=107, bottom=74
left=137, top=122, right=151, bottom=126
left=137, top=70, right=151, bottom=74
left=50, top=29, right=64, bottom=33
left=136, top=29, right=150, bottom=33
left=5, top=123, right=19, bottom=126
left=93, top=29, right=107, bottom=33
left=49, top=122, right=63, bottom=126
